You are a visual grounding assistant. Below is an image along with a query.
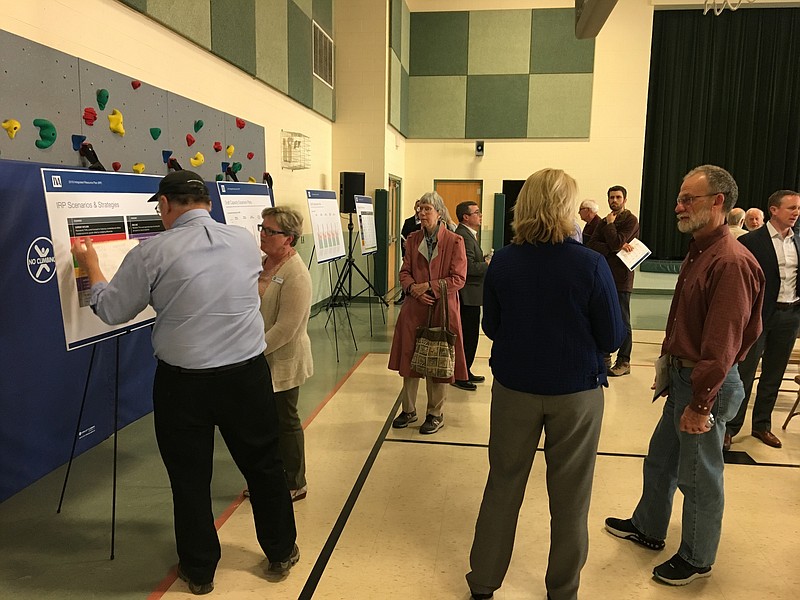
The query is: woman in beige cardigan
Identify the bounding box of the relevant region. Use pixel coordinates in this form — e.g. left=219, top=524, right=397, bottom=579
left=258, top=206, right=313, bottom=501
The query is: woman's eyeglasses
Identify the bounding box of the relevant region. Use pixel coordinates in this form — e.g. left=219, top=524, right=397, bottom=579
left=258, top=224, right=287, bottom=236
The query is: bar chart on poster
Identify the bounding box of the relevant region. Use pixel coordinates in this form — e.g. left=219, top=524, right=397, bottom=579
left=42, top=169, right=162, bottom=350
left=216, top=181, right=274, bottom=247
left=306, top=189, right=346, bottom=263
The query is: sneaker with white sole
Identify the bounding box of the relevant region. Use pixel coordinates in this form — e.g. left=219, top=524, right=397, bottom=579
left=419, top=414, right=443, bottom=434
left=604, top=517, right=665, bottom=550
left=608, top=362, right=631, bottom=377
left=392, top=410, right=418, bottom=428
left=653, top=553, right=711, bottom=585
left=265, top=544, right=300, bottom=580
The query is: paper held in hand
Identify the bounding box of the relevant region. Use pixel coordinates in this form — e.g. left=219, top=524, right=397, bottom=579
left=653, top=354, right=670, bottom=401
left=617, top=238, right=651, bottom=271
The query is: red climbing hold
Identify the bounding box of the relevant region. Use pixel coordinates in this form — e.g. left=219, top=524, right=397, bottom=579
left=83, top=107, right=97, bottom=126
left=186, top=134, right=196, bottom=147
left=247, top=152, right=254, bottom=160
left=131, top=80, right=142, bottom=90
left=112, top=162, right=122, bottom=171
left=235, top=118, right=246, bottom=129
left=213, top=141, right=222, bottom=152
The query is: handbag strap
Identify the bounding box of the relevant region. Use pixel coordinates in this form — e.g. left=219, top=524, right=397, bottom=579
left=438, top=279, right=449, bottom=329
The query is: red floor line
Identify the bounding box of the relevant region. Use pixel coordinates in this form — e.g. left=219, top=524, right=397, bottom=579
left=147, top=353, right=372, bottom=598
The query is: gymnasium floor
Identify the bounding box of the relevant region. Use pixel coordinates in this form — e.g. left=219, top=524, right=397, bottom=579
left=1, top=298, right=798, bottom=600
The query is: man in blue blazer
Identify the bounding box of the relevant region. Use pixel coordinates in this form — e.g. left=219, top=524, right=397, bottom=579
left=726, top=190, right=800, bottom=450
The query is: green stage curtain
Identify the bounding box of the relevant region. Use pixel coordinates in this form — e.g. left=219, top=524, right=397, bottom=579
left=641, top=8, right=800, bottom=260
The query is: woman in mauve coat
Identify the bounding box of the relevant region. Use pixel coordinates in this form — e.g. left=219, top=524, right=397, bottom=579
left=388, top=191, right=467, bottom=435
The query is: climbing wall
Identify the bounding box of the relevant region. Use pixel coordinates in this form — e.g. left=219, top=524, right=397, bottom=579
left=0, top=30, right=266, bottom=182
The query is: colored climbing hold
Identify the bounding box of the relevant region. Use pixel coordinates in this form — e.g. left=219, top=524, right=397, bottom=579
left=189, top=152, right=205, bottom=167
left=247, top=152, right=254, bottom=160
left=226, top=144, right=234, bottom=158
left=162, top=150, right=173, bottom=164
left=131, top=80, right=142, bottom=90
left=96, top=89, right=109, bottom=110
left=186, top=134, right=196, bottom=147
left=231, top=162, right=242, bottom=173
left=150, top=127, right=162, bottom=141
left=132, top=163, right=145, bottom=174
left=108, top=109, right=125, bottom=136
left=71, top=134, right=87, bottom=151
left=221, top=162, right=230, bottom=173
left=112, top=162, right=121, bottom=171
left=215, top=174, right=224, bottom=181
left=193, top=120, right=204, bottom=133
left=33, top=119, right=57, bottom=149
left=247, top=176, right=256, bottom=183
left=213, top=141, right=222, bottom=152
left=2, top=119, right=22, bottom=139
left=235, top=117, right=246, bottom=129
left=83, top=107, right=98, bottom=126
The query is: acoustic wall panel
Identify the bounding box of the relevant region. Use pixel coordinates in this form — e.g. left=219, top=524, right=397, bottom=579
left=211, top=0, right=258, bottom=75
left=148, top=0, right=212, bottom=49
left=256, top=0, right=290, bottom=94
left=468, top=10, right=532, bottom=75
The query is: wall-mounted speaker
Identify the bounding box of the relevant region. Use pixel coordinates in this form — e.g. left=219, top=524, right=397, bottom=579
left=339, top=171, right=365, bottom=214
left=475, top=140, right=485, bottom=157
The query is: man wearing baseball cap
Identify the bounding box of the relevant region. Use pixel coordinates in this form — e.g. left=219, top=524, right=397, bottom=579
left=71, top=170, right=298, bottom=595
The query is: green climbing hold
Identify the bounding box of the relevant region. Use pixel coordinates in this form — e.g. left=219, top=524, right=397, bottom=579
left=33, top=119, right=57, bottom=149
left=215, top=174, right=224, bottom=181
left=150, top=128, right=162, bottom=140
left=96, top=89, right=109, bottom=110
left=194, top=120, right=204, bottom=133
left=231, top=162, right=242, bottom=173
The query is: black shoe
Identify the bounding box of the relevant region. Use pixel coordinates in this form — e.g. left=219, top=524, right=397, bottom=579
left=392, top=410, right=417, bottom=428
left=471, top=593, right=493, bottom=600
left=451, top=380, right=477, bottom=391
left=468, top=373, right=486, bottom=383
left=604, top=517, right=665, bottom=550
left=265, top=544, right=300, bottom=580
left=419, top=413, right=444, bottom=434
left=177, top=565, right=214, bottom=595
left=653, top=553, right=711, bottom=585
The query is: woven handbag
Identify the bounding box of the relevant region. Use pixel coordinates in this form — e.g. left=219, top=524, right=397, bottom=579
left=410, top=280, right=456, bottom=378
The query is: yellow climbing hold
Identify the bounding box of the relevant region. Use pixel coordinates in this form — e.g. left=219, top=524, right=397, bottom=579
left=132, top=163, right=145, bottom=174
left=2, top=119, right=21, bottom=139
left=248, top=176, right=257, bottom=183
left=189, top=152, right=205, bottom=167
left=226, top=144, right=234, bottom=158
left=108, top=109, right=125, bottom=136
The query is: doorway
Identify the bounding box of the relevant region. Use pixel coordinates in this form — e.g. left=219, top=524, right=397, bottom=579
left=433, top=180, right=482, bottom=232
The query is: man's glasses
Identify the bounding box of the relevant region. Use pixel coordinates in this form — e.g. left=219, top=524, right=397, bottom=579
left=258, top=224, right=287, bottom=236
left=468, top=210, right=482, bottom=216
left=155, top=203, right=161, bottom=216
left=676, top=193, right=721, bottom=207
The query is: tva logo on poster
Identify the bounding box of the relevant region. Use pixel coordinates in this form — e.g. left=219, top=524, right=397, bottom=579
left=27, top=236, right=56, bottom=283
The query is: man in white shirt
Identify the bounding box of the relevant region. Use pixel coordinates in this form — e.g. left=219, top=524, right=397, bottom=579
left=726, top=190, right=800, bottom=450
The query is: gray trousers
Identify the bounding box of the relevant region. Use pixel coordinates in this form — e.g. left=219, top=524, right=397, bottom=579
left=467, top=382, right=604, bottom=600
left=399, top=376, right=446, bottom=417
left=274, top=387, right=306, bottom=490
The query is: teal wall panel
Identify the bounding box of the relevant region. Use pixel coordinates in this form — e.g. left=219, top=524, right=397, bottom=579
left=288, top=0, right=314, bottom=108
left=401, top=1, right=410, bottom=70
left=119, top=0, right=147, bottom=12
left=390, top=53, right=402, bottom=129
left=528, top=73, right=592, bottom=138
left=465, top=75, right=529, bottom=139
left=400, top=65, right=409, bottom=135
left=468, top=10, right=531, bottom=75
left=313, top=77, right=334, bottom=120
left=255, top=0, right=289, bottom=93
left=211, top=0, right=257, bottom=75
left=313, top=0, right=333, bottom=36
left=409, top=12, right=469, bottom=76
left=293, top=0, right=312, bottom=19
left=531, top=9, right=594, bottom=74
left=391, top=0, right=402, bottom=57
left=409, top=76, right=466, bottom=138
left=149, top=0, right=212, bottom=49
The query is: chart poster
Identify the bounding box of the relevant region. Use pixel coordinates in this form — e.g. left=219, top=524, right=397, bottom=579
left=42, top=169, right=162, bottom=350
left=354, top=195, right=377, bottom=255
left=306, top=189, right=346, bottom=264
left=215, top=181, right=274, bottom=247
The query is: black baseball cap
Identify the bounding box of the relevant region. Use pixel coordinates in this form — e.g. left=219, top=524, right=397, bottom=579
left=148, top=170, right=210, bottom=202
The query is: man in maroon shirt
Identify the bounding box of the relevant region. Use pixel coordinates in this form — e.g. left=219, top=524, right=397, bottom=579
left=604, top=165, right=764, bottom=586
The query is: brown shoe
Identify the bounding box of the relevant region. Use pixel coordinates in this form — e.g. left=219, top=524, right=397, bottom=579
left=608, top=362, right=631, bottom=377
left=723, top=433, right=732, bottom=452
left=751, top=430, right=782, bottom=448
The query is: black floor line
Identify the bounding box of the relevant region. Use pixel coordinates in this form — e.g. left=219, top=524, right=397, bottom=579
left=297, top=397, right=402, bottom=599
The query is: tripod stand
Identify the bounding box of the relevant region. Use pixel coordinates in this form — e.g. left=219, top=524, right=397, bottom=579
left=329, top=213, right=389, bottom=307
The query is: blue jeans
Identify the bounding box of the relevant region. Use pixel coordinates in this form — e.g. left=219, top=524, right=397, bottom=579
left=631, top=364, right=743, bottom=568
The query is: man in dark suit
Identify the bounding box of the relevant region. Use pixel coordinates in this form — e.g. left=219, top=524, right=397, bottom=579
left=452, top=201, right=490, bottom=391
left=395, top=199, right=421, bottom=305
left=726, top=190, right=800, bottom=450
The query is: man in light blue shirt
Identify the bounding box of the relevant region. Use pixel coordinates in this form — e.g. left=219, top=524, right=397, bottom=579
left=71, top=171, right=298, bottom=595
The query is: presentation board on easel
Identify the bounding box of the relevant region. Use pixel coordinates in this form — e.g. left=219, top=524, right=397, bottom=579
left=306, top=189, right=346, bottom=264
left=354, top=195, right=377, bottom=255
left=42, top=169, right=164, bottom=350
left=216, top=181, right=274, bottom=247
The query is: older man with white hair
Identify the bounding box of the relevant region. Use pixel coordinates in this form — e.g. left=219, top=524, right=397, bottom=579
left=745, top=207, right=764, bottom=230
left=727, top=207, right=748, bottom=238
left=579, top=199, right=601, bottom=242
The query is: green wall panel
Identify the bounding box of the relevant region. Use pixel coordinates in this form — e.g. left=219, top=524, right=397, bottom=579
left=288, top=0, right=313, bottom=108
left=149, top=0, right=212, bottom=49
left=211, top=0, right=257, bottom=75
left=527, top=73, right=592, bottom=138
left=313, top=77, right=334, bottom=120
left=531, top=9, right=594, bottom=74
left=409, top=12, right=469, bottom=76
left=468, top=10, right=531, bottom=75
left=255, top=0, right=289, bottom=94
left=390, top=52, right=402, bottom=130
left=119, top=0, right=148, bottom=14
left=293, top=0, right=312, bottom=19
left=409, top=76, right=466, bottom=138
left=465, top=74, right=529, bottom=139
left=401, top=1, right=410, bottom=70
left=391, top=0, right=402, bottom=58
left=400, top=65, right=409, bottom=135
left=313, top=0, right=333, bottom=36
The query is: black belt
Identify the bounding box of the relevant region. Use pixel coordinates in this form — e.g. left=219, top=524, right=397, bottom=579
left=157, top=354, right=261, bottom=374
left=774, top=301, right=800, bottom=311
left=670, top=356, right=697, bottom=369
